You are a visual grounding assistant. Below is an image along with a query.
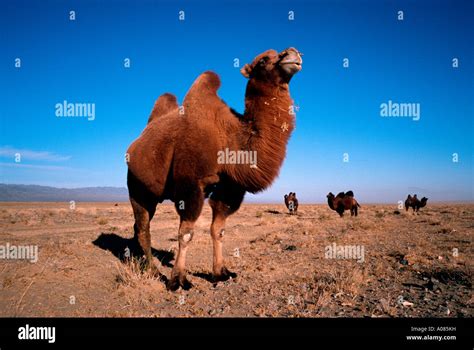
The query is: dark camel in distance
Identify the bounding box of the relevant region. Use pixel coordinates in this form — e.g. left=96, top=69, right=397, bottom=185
left=327, top=191, right=360, bottom=217
left=405, top=194, right=428, bottom=213
left=126, top=48, right=303, bottom=290
left=284, top=192, right=299, bottom=214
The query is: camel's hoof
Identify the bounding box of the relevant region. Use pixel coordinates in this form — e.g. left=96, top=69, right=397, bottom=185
left=166, top=275, right=193, bottom=291
left=213, top=267, right=237, bottom=285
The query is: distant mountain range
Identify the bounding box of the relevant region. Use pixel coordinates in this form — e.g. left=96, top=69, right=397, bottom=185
left=0, top=184, right=129, bottom=202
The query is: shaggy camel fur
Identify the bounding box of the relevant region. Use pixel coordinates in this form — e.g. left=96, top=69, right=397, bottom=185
left=127, top=48, right=302, bottom=290
left=327, top=191, right=360, bottom=217
left=284, top=192, right=299, bottom=214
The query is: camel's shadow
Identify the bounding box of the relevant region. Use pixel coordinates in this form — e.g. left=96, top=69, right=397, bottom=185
left=192, top=271, right=214, bottom=284
left=92, top=232, right=174, bottom=268
left=93, top=233, right=233, bottom=287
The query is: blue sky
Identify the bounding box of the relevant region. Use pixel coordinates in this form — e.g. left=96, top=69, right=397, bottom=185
left=1, top=0, right=472, bottom=203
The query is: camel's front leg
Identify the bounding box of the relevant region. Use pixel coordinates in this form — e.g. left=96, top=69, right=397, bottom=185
left=207, top=183, right=245, bottom=284
left=167, top=183, right=206, bottom=291
left=209, top=197, right=243, bottom=283
left=167, top=219, right=196, bottom=291
left=210, top=211, right=237, bottom=282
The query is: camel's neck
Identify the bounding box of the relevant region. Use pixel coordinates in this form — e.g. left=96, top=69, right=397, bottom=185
left=229, top=81, right=296, bottom=193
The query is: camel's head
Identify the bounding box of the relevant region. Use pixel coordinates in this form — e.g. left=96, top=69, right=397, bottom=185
left=420, top=197, right=428, bottom=204
left=241, top=47, right=302, bottom=84
left=327, top=192, right=335, bottom=199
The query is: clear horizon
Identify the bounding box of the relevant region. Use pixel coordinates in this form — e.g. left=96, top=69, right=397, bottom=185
left=1, top=183, right=473, bottom=205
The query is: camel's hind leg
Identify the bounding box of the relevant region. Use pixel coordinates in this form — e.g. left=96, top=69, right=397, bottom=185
left=128, top=171, right=160, bottom=276
left=208, top=182, right=245, bottom=283
left=130, top=198, right=159, bottom=269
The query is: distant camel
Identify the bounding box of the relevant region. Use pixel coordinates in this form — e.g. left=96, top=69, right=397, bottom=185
left=405, top=194, right=415, bottom=211
left=284, top=192, right=298, bottom=214
left=127, top=48, right=303, bottom=290
left=405, top=194, right=428, bottom=213
left=327, top=191, right=360, bottom=217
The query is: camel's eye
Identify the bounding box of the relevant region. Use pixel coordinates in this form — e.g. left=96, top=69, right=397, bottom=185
left=258, top=57, right=269, bottom=65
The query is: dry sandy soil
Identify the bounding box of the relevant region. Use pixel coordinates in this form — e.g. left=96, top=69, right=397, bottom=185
left=0, top=202, right=472, bottom=317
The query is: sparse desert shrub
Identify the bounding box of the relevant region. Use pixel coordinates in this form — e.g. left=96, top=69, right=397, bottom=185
left=97, top=218, right=108, bottom=225
left=255, top=211, right=263, bottom=218
left=115, top=257, right=156, bottom=288
left=319, top=213, right=331, bottom=221
left=351, top=220, right=374, bottom=231
left=311, top=268, right=367, bottom=302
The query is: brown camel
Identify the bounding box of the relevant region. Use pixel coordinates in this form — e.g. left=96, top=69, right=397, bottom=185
left=284, top=192, right=299, bottom=214
left=126, top=48, right=302, bottom=291
left=405, top=194, right=428, bottom=213
left=327, top=191, right=360, bottom=217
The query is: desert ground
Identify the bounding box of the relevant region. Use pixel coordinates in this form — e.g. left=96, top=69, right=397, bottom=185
left=0, top=202, right=472, bottom=317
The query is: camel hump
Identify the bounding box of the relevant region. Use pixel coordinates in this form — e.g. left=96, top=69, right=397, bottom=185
left=148, top=93, right=179, bottom=123
left=345, top=190, right=354, bottom=197
left=184, top=71, right=221, bottom=103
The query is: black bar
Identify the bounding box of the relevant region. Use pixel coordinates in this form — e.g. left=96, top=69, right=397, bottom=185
left=0, top=318, right=471, bottom=347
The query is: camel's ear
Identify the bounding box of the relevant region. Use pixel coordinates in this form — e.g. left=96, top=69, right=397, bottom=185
left=240, top=64, right=252, bottom=78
